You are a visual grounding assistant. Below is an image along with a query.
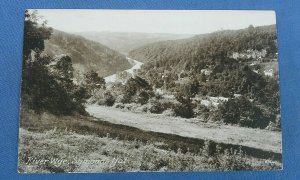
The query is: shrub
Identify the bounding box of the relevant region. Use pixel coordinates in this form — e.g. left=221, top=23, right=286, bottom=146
left=201, top=141, right=251, bottom=171
left=207, top=110, right=222, bottom=123
left=89, top=88, right=105, bottom=104
left=121, top=76, right=153, bottom=104
left=120, top=93, right=132, bottom=104
left=134, top=105, right=148, bottom=113
left=216, top=96, right=269, bottom=128
left=173, top=102, right=194, bottom=118
left=84, top=70, right=106, bottom=92
left=194, top=104, right=210, bottom=120
left=215, top=147, right=251, bottom=171
left=162, top=109, right=176, bottom=117
left=148, top=98, right=175, bottom=114
left=136, top=90, right=150, bottom=105
left=113, top=103, right=125, bottom=109
left=103, top=91, right=115, bottom=106
left=172, top=87, right=195, bottom=118
left=149, top=99, right=164, bottom=114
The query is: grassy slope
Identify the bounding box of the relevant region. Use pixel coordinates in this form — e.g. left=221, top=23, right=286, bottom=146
left=18, top=108, right=281, bottom=173
left=86, top=105, right=282, bottom=154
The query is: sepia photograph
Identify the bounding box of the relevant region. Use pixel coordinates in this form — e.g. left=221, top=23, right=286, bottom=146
left=18, top=10, right=282, bottom=173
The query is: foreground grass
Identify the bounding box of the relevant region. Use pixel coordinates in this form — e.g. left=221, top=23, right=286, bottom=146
left=19, top=128, right=207, bottom=172
left=18, top=108, right=281, bottom=173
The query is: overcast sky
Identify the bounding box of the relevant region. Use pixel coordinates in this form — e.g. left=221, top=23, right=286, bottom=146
left=34, top=10, right=276, bottom=34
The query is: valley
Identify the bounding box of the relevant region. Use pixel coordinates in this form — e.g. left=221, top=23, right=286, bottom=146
left=19, top=10, right=282, bottom=173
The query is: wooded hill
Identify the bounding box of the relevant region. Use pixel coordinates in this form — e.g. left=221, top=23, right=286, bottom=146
left=75, top=31, right=194, bottom=55
left=128, top=25, right=280, bottom=125
left=44, top=30, right=131, bottom=77
left=128, top=25, right=278, bottom=97
left=129, top=25, right=277, bottom=65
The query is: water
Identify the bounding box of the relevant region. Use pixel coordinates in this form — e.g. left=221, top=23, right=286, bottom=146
left=104, top=57, right=143, bottom=83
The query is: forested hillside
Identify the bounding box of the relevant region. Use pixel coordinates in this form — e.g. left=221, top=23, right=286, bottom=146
left=129, top=25, right=278, bottom=97
left=44, top=30, right=131, bottom=78
left=76, top=32, right=193, bottom=54
left=129, top=25, right=277, bottom=64
left=126, top=25, right=280, bottom=129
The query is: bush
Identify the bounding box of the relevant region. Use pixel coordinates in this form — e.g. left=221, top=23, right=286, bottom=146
left=148, top=98, right=175, bottom=114
left=194, top=104, right=210, bottom=120
left=84, top=70, right=106, bottom=92
left=215, top=147, right=251, bottom=170
left=173, top=96, right=194, bottom=118
left=149, top=99, right=164, bottom=114
left=173, top=103, right=194, bottom=118
left=162, top=109, right=176, bottom=117
left=120, top=93, right=132, bottom=104
left=113, top=103, right=125, bottom=109
left=216, top=96, right=269, bottom=128
left=207, top=110, right=222, bottom=123
left=136, top=90, right=150, bottom=105
left=201, top=141, right=251, bottom=171
left=89, top=88, right=105, bottom=104
left=134, top=105, right=148, bottom=113
left=123, top=103, right=140, bottom=111
left=103, top=91, right=115, bottom=106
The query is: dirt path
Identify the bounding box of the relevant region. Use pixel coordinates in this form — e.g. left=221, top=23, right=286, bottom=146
left=86, top=104, right=282, bottom=154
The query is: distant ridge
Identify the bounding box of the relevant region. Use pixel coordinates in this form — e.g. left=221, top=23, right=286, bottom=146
left=75, top=32, right=194, bottom=54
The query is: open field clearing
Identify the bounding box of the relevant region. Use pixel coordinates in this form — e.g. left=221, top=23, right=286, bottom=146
left=86, top=105, right=282, bottom=155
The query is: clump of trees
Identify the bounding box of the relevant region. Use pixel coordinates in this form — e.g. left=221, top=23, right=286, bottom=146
left=126, top=24, right=280, bottom=130
left=213, top=96, right=269, bottom=128
left=120, top=76, right=154, bottom=104
left=173, top=86, right=194, bottom=118
left=22, top=10, right=89, bottom=115
left=84, top=70, right=106, bottom=92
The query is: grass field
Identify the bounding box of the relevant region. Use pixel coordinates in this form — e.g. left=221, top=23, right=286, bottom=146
left=86, top=105, right=282, bottom=154
left=18, top=107, right=282, bottom=173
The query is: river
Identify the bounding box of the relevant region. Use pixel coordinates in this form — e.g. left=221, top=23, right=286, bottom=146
left=104, top=57, right=143, bottom=83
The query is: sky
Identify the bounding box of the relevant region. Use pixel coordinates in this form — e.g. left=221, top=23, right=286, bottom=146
left=34, top=10, right=276, bottom=34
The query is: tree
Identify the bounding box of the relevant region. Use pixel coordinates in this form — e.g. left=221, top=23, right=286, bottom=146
left=190, top=78, right=200, bottom=97
left=22, top=10, right=53, bottom=93
left=121, top=76, right=153, bottom=104
left=136, top=90, right=149, bottom=105
left=217, top=96, right=268, bottom=128
left=23, top=10, right=52, bottom=59
left=84, top=70, right=106, bottom=92
left=103, top=91, right=115, bottom=106
left=174, top=88, right=194, bottom=118
left=21, top=10, right=88, bottom=115
left=49, top=55, right=74, bottom=90
left=200, top=73, right=206, bottom=82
